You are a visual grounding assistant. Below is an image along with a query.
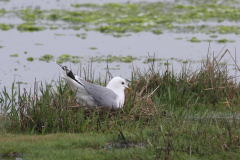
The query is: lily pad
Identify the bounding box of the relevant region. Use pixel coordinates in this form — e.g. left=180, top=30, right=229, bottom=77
left=39, top=54, right=54, bottom=62
left=27, top=57, right=34, bottom=62
left=218, top=39, right=227, bottom=43
left=10, top=54, right=18, bottom=57
left=17, top=24, right=44, bottom=32
left=189, top=37, right=200, bottom=43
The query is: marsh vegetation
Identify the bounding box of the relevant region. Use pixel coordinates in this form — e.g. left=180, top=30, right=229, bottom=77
left=1, top=49, right=240, bottom=159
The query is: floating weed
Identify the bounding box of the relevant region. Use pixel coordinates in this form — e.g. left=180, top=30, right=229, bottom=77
left=17, top=24, right=44, bottom=32
left=24, top=52, right=27, bottom=54
left=56, top=59, right=63, bottom=64
left=0, top=46, right=3, bottom=48
left=104, top=67, right=120, bottom=70
left=55, top=33, right=65, bottom=36
left=120, top=56, right=132, bottom=63
left=39, top=54, right=54, bottom=62
left=152, top=29, right=162, bottom=35
left=71, top=3, right=100, bottom=8
left=217, top=25, right=240, bottom=34
left=218, top=38, right=228, bottom=43
left=47, top=13, right=60, bottom=21
left=27, top=57, right=34, bottom=62
left=204, top=39, right=213, bottom=42
left=71, top=59, right=80, bottom=64
left=175, top=37, right=183, bottom=40
left=143, top=58, right=163, bottom=64
left=58, top=54, right=71, bottom=61
left=164, top=62, right=171, bottom=65
left=91, top=55, right=136, bottom=63
left=229, top=40, right=235, bottom=43
left=210, top=35, right=218, bottom=38
left=219, top=62, right=226, bottom=65
left=76, top=34, right=81, bottom=37
left=123, top=34, right=131, bottom=37
left=0, top=23, right=14, bottom=31
left=21, top=13, right=36, bottom=21
left=217, top=39, right=235, bottom=43
left=90, top=47, right=97, bottom=50
left=14, top=68, right=18, bottom=71
left=50, top=26, right=58, bottom=30
left=189, top=37, right=201, bottom=43
left=35, top=43, right=43, bottom=46
left=113, top=34, right=122, bottom=38
left=2, top=2, right=240, bottom=37
left=57, top=54, right=81, bottom=64
left=182, top=60, right=188, bottom=63
left=10, top=54, right=18, bottom=57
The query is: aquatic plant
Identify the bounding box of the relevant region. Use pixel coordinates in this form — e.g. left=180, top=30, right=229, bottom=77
left=189, top=37, right=201, bottom=43
left=0, top=23, right=14, bottom=31
left=10, top=54, right=18, bottom=57
left=39, top=54, right=54, bottom=62
left=218, top=38, right=228, bottom=43
left=27, top=57, right=34, bottom=62
left=17, top=24, right=45, bottom=32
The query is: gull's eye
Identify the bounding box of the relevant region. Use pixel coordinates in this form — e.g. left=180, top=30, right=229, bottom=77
left=122, top=82, right=125, bottom=85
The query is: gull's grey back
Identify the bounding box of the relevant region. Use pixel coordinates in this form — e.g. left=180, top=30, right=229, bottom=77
left=80, top=80, right=118, bottom=108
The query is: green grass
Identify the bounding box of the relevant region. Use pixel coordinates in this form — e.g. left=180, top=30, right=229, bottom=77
left=1, top=50, right=240, bottom=159
left=0, top=133, right=152, bottom=159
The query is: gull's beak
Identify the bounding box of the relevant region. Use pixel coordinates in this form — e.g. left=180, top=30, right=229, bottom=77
left=53, top=60, right=65, bottom=71
left=126, top=86, right=131, bottom=92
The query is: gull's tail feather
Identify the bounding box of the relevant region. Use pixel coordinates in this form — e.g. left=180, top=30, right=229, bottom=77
left=53, top=60, right=82, bottom=85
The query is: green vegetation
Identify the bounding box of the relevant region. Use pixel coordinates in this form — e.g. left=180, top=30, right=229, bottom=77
left=90, top=47, right=97, bottom=50
left=0, top=23, right=14, bottom=31
left=57, top=54, right=80, bottom=64
left=50, top=26, right=58, bottom=30
left=1, top=51, right=240, bottom=159
left=91, top=55, right=136, bottom=63
left=210, top=35, right=218, bottom=38
left=1, top=1, right=240, bottom=36
left=218, top=38, right=228, bottom=43
left=10, top=54, right=18, bottom=57
left=217, top=38, right=235, bottom=43
left=0, top=133, right=149, bottom=159
left=152, top=29, right=162, bottom=35
left=17, top=24, right=44, bottom=32
left=175, top=37, right=183, bottom=40
left=39, top=54, right=54, bottom=62
left=189, top=37, right=201, bottom=43
left=71, top=3, right=100, bottom=8
left=27, top=57, right=34, bottom=62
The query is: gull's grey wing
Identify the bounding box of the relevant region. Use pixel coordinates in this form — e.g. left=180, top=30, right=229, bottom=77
left=80, top=80, right=118, bottom=108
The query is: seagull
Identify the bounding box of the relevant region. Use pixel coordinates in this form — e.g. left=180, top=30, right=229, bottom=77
left=54, top=61, right=130, bottom=109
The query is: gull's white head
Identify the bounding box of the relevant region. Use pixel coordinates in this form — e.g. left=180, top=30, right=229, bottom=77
left=106, top=77, right=129, bottom=93
left=106, top=77, right=130, bottom=108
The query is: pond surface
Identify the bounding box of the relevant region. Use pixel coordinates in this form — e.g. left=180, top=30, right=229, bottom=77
left=0, top=0, right=239, bottom=91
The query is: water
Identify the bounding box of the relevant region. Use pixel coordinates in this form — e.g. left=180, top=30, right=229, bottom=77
left=0, top=0, right=239, bottom=91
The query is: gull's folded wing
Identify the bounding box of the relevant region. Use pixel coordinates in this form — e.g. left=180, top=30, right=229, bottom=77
left=79, top=79, right=118, bottom=108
